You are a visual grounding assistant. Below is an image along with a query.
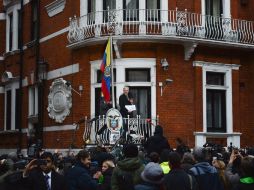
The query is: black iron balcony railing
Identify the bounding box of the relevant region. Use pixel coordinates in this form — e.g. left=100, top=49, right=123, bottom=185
left=83, top=115, right=158, bottom=145
left=68, top=8, right=254, bottom=46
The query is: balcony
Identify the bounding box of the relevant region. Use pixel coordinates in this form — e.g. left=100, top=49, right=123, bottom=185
left=67, top=8, right=254, bottom=60
left=83, top=116, right=157, bottom=145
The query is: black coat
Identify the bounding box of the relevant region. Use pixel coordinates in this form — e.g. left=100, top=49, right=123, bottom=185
left=144, top=126, right=170, bottom=155
left=164, top=168, right=198, bottom=190
left=119, top=93, right=132, bottom=118
left=65, top=161, right=98, bottom=190
left=22, top=168, right=67, bottom=190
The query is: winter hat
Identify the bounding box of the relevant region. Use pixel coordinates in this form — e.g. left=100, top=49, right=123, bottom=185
left=141, top=162, right=164, bottom=184
left=123, top=143, right=138, bottom=158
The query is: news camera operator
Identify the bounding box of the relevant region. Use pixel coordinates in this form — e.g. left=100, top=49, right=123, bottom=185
left=22, top=151, right=67, bottom=190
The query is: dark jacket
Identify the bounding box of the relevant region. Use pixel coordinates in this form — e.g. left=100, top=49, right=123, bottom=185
left=22, top=168, right=67, bottom=190
left=144, top=126, right=170, bottom=155
left=97, top=167, right=114, bottom=190
left=65, top=161, right=98, bottom=190
left=134, top=182, right=161, bottom=190
left=164, top=168, right=198, bottom=190
left=119, top=93, right=132, bottom=118
left=111, top=157, right=144, bottom=190
left=190, top=162, right=224, bottom=190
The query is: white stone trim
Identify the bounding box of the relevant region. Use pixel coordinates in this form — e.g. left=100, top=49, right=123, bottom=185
left=22, top=27, right=69, bottom=50
left=0, top=13, right=6, bottom=20
left=47, top=63, right=79, bottom=80
left=0, top=87, right=4, bottom=94
left=90, top=58, right=156, bottom=119
left=193, top=61, right=240, bottom=70
left=193, top=60, right=239, bottom=147
left=21, top=125, right=76, bottom=133
left=0, top=56, right=4, bottom=61
left=194, top=132, right=241, bottom=147
left=39, top=27, right=69, bottom=43
left=45, top=0, right=66, bottom=17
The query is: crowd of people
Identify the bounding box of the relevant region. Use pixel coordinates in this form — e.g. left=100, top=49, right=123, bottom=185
left=0, top=126, right=254, bottom=190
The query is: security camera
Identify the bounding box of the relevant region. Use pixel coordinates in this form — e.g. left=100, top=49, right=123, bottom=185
left=161, top=58, right=169, bottom=71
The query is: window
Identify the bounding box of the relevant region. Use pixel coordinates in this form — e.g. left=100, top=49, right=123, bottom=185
left=206, top=89, right=226, bottom=132
left=88, top=0, right=96, bottom=24
left=103, top=0, right=116, bottom=22
left=8, top=13, right=13, bottom=51
left=205, top=0, right=222, bottom=17
left=206, top=72, right=226, bottom=132
left=4, top=82, right=19, bottom=131
left=126, top=69, right=151, bottom=118
left=6, top=3, right=21, bottom=52
left=18, top=10, right=21, bottom=49
left=31, top=0, right=38, bottom=40
left=126, top=69, right=150, bottom=82
left=29, top=86, right=38, bottom=116
left=146, top=0, right=160, bottom=21
left=15, top=89, right=20, bottom=130
left=123, top=0, right=139, bottom=21
left=6, top=90, right=12, bottom=131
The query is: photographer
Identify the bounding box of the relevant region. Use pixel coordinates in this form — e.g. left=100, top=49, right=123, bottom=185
left=224, top=149, right=241, bottom=188
left=22, top=151, right=67, bottom=190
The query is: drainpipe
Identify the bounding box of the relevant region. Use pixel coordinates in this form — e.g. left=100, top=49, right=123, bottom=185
left=35, top=0, right=43, bottom=147
left=18, top=0, right=24, bottom=152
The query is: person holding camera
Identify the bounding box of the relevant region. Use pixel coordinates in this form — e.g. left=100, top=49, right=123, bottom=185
left=22, top=151, right=67, bottom=190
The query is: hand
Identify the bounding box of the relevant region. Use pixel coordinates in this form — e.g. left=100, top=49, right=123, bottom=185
left=23, top=159, right=38, bottom=177
left=93, top=171, right=102, bottom=179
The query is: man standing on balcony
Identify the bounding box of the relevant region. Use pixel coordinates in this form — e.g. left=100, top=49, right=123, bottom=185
left=119, top=86, right=134, bottom=118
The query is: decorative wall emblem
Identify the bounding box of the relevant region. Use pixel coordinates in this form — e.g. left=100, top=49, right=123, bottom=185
left=47, top=78, right=72, bottom=123
left=106, top=108, right=123, bottom=132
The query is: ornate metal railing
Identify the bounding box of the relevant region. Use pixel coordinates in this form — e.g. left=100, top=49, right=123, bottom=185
left=83, top=115, right=158, bottom=145
left=68, top=8, right=254, bottom=45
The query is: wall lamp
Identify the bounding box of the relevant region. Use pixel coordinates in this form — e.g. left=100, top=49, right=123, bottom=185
left=161, top=58, right=169, bottom=71
left=158, top=78, right=173, bottom=96
left=66, top=81, right=83, bottom=97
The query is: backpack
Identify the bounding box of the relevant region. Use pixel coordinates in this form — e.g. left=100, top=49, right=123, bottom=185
left=117, top=171, right=135, bottom=190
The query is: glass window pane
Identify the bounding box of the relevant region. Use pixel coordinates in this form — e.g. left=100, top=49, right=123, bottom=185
left=206, top=72, right=224, bottom=85
left=126, top=69, right=150, bottom=82
left=6, top=90, right=12, bottom=130
left=123, top=0, right=139, bottom=21
left=206, top=89, right=226, bottom=132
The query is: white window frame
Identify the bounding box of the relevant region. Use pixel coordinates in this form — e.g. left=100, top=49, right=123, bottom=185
left=5, top=2, right=20, bottom=52
left=4, top=81, right=19, bottom=131
left=90, top=58, right=156, bottom=119
left=203, top=66, right=231, bottom=133
left=28, top=86, right=38, bottom=116
left=193, top=61, right=241, bottom=147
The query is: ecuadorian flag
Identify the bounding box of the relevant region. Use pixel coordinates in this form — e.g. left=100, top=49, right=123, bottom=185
left=100, top=38, right=111, bottom=102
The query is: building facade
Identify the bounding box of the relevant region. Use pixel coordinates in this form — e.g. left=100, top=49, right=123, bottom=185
left=0, top=0, right=254, bottom=154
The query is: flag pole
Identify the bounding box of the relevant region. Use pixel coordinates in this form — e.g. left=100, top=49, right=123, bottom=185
left=110, top=36, right=115, bottom=108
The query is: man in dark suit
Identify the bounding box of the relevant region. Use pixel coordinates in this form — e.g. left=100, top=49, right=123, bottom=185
left=119, top=86, right=134, bottom=118
left=22, top=151, right=67, bottom=190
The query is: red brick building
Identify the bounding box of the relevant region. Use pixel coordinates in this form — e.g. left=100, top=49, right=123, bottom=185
left=0, top=0, right=254, bottom=154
